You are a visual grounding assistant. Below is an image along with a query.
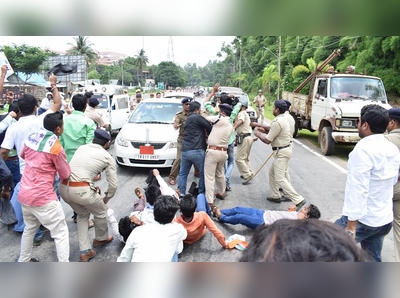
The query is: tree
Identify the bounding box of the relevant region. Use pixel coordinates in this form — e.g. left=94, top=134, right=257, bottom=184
left=3, top=44, right=52, bottom=83
left=67, top=36, right=98, bottom=67
left=258, top=65, right=280, bottom=106
left=134, top=49, right=149, bottom=85
left=88, top=69, right=100, bottom=80
left=155, top=62, right=187, bottom=88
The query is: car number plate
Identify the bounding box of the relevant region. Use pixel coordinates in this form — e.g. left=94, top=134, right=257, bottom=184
left=136, top=154, right=160, bottom=160
left=139, top=146, right=154, bottom=155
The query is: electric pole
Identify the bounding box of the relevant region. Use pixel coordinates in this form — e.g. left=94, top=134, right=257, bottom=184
left=239, top=44, right=242, bottom=88
left=277, top=36, right=281, bottom=100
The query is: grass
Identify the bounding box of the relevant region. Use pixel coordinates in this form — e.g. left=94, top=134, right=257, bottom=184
left=248, top=92, right=353, bottom=162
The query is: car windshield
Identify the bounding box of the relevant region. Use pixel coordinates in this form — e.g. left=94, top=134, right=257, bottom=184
left=129, top=102, right=182, bottom=124
left=92, top=94, right=109, bottom=109
left=330, top=77, right=386, bottom=101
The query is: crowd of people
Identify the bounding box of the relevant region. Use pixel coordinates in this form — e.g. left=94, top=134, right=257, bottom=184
left=1, top=64, right=400, bottom=262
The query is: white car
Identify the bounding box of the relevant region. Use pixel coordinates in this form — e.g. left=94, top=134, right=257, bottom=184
left=114, top=98, right=184, bottom=168
left=218, top=87, right=257, bottom=123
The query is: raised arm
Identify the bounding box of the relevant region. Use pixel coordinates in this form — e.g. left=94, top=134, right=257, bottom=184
left=204, top=83, right=219, bottom=104
left=0, top=65, right=7, bottom=101
left=49, top=74, right=62, bottom=112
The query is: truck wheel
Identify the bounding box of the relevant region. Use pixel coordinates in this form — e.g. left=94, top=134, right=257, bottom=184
left=292, top=114, right=299, bottom=138
left=320, top=126, right=335, bottom=156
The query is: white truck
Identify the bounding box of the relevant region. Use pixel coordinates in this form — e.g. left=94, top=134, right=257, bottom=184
left=69, top=85, right=130, bottom=133
left=282, top=49, right=392, bottom=155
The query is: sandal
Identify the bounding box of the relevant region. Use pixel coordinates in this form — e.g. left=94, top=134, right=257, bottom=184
left=88, top=219, right=94, bottom=229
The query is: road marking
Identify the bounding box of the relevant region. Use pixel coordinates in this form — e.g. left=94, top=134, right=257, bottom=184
left=292, top=139, right=348, bottom=175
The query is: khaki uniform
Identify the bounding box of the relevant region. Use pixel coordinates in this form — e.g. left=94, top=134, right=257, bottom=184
left=169, top=110, right=189, bottom=180
left=204, top=115, right=233, bottom=204
left=253, top=95, right=266, bottom=123
left=385, top=128, right=400, bottom=262
left=266, top=114, right=304, bottom=205
left=84, top=106, right=105, bottom=128
left=59, top=143, right=118, bottom=252
left=235, top=110, right=254, bottom=179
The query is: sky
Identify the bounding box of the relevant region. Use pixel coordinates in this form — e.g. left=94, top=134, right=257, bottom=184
left=1, top=36, right=235, bottom=67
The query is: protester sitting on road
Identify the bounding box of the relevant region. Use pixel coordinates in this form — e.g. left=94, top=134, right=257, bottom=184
left=213, top=204, right=321, bottom=230
left=175, top=194, right=227, bottom=248
left=107, top=187, right=146, bottom=243
left=117, top=195, right=187, bottom=262
left=240, top=219, right=372, bottom=262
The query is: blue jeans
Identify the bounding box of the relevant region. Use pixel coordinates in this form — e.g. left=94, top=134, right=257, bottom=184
left=335, top=215, right=393, bottom=262
left=5, top=158, right=21, bottom=197
left=196, top=193, right=211, bottom=216
left=178, top=149, right=205, bottom=195
left=5, top=159, right=21, bottom=187
left=219, top=207, right=264, bottom=230
left=224, top=143, right=234, bottom=188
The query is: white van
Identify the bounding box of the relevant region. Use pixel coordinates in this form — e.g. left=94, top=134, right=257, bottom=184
left=69, top=85, right=130, bottom=132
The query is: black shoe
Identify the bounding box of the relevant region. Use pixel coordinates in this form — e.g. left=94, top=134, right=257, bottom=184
left=280, top=195, right=291, bottom=202
left=242, top=174, right=254, bottom=185
left=266, top=197, right=281, bottom=203
left=226, top=186, right=232, bottom=192
left=296, top=200, right=307, bottom=211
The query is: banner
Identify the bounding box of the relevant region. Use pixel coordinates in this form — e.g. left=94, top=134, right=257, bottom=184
left=0, top=52, right=14, bottom=80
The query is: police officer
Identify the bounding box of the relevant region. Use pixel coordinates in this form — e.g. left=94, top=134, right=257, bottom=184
left=204, top=104, right=233, bottom=206
left=169, top=97, right=191, bottom=185
left=253, top=90, right=266, bottom=124
left=254, top=100, right=306, bottom=210
left=386, top=108, right=400, bottom=262
left=234, top=99, right=255, bottom=185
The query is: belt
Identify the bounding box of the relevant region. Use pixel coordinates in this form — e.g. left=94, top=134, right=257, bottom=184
left=272, top=144, right=291, bottom=151
left=208, top=145, right=227, bottom=151
left=61, top=180, right=90, bottom=187
left=6, top=156, right=18, bottom=161
left=242, top=133, right=252, bottom=138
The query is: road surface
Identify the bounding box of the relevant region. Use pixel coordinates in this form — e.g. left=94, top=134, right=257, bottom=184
left=0, top=109, right=395, bottom=262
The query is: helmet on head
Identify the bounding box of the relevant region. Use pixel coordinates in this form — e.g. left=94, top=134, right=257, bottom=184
left=258, top=90, right=263, bottom=93
left=241, top=99, right=249, bottom=108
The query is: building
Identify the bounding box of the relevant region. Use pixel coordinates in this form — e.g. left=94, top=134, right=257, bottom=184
left=97, top=51, right=128, bottom=66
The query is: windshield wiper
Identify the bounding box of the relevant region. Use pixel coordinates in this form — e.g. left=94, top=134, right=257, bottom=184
left=136, top=121, right=171, bottom=124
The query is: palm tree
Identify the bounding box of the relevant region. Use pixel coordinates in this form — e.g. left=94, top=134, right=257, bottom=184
left=258, top=65, right=280, bottom=106
left=134, top=49, right=149, bottom=85
left=67, top=36, right=99, bottom=67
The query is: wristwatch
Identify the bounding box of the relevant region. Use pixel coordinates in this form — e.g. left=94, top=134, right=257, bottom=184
left=345, top=230, right=355, bottom=237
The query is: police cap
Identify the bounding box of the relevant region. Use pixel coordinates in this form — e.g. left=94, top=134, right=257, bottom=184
left=181, top=97, right=192, bottom=104
left=274, top=100, right=288, bottom=111
left=94, top=129, right=111, bottom=142
left=389, top=108, right=400, bottom=119
left=89, top=97, right=99, bottom=106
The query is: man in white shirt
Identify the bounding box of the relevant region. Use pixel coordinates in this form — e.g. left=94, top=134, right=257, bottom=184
left=1, top=74, right=61, bottom=236
left=117, top=195, right=187, bottom=262
left=335, top=104, right=400, bottom=262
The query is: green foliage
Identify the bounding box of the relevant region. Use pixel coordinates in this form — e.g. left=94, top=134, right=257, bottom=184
left=155, top=62, right=187, bottom=88
left=3, top=44, right=51, bottom=82
left=88, top=70, right=100, bottom=80
left=67, top=36, right=98, bottom=67
left=292, top=65, right=309, bottom=78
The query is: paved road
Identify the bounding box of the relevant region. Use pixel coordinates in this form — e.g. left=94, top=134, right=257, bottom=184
left=0, top=123, right=396, bottom=262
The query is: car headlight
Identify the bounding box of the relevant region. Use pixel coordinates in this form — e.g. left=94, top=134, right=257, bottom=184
left=116, top=135, right=129, bottom=147
left=170, top=141, right=178, bottom=148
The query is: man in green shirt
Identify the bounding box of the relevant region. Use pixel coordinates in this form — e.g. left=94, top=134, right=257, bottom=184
left=203, top=83, right=242, bottom=192
left=59, top=94, right=96, bottom=163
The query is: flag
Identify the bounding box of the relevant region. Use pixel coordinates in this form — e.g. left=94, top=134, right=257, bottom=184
left=47, top=62, right=78, bottom=77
